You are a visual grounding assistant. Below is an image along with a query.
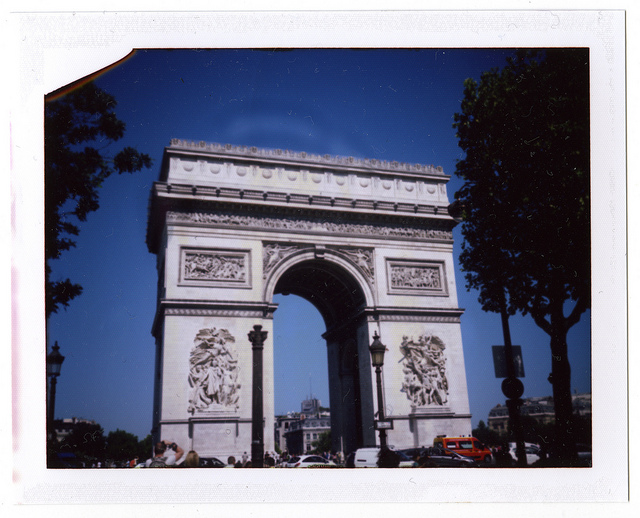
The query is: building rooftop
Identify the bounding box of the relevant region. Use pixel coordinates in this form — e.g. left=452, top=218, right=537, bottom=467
left=167, top=139, right=446, bottom=176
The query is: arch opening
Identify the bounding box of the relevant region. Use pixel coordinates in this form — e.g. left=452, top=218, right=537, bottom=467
left=273, top=259, right=367, bottom=332
left=271, top=259, right=375, bottom=456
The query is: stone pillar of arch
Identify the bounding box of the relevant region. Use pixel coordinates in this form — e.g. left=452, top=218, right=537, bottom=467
left=146, top=139, right=472, bottom=459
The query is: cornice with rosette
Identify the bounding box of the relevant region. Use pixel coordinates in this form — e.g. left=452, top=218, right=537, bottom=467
left=164, top=139, right=447, bottom=178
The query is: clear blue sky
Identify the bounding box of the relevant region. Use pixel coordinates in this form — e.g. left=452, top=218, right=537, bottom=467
left=46, top=49, right=591, bottom=441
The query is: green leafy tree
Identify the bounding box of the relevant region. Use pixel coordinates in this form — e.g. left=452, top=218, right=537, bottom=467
left=106, top=429, right=140, bottom=463
left=137, top=434, right=153, bottom=462
left=45, top=81, right=152, bottom=318
left=472, top=420, right=503, bottom=447
left=311, top=431, right=332, bottom=454
left=57, top=421, right=107, bottom=464
left=452, top=49, right=590, bottom=463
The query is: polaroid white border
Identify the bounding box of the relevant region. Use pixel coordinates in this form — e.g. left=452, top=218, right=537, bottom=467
left=8, top=5, right=630, bottom=511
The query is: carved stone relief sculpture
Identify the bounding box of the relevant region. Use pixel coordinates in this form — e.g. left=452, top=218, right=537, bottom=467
left=184, top=252, right=246, bottom=282
left=340, top=248, right=374, bottom=282
left=168, top=211, right=453, bottom=241
left=386, top=259, right=447, bottom=296
left=262, top=243, right=303, bottom=278
left=390, top=264, right=441, bottom=289
left=399, top=333, right=449, bottom=407
left=187, top=327, right=241, bottom=413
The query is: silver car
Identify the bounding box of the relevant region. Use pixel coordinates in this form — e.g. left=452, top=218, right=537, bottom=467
left=508, top=443, right=541, bottom=465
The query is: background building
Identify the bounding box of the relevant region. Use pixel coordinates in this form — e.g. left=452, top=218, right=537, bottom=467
left=53, top=417, right=98, bottom=442
left=280, top=398, right=331, bottom=455
left=274, top=413, right=299, bottom=453
left=487, top=393, right=591, bottom=433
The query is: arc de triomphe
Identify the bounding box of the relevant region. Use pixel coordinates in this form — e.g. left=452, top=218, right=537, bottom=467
left=146, top=139, right=472, bottom=458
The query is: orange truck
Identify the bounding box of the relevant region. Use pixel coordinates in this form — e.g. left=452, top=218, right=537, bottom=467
left=433, top=436, right=493, bottom=463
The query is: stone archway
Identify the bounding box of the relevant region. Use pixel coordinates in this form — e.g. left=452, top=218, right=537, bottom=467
left=268, top=252, right=376, bottom=454
left=146, top=139, right=472, bottom=459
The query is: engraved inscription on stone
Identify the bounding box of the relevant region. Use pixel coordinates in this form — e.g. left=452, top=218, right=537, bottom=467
left=188, top=327, right=241, bottom=414
left=399, top=333, right=449, bottom=407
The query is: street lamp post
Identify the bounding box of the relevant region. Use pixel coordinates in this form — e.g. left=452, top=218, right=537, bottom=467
left=369, top=332, right=388, bottom=450
left=46, top=342, right=65, bottom=440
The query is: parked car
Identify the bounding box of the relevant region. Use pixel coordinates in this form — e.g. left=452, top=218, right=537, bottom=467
left=351, top=447, right=414, bottom=468
left=433, top=436, right=493, bottom=463
left=400, top=447, right=426, bottom=460
left=507, top=442, right=541, bottom=466
left=198, top=456, right=226, bottom=468
left=403, top=447, right=478, bottom=468
left=285, top=455, right=337, bottom=468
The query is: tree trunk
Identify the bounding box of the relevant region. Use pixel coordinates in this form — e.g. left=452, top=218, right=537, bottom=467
left=549, top=320, right=578, bottom=463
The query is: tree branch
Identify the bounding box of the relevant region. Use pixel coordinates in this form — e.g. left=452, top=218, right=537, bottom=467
left=565, top=296, right=588, bottom=331
left=529, top=306, right=552, bottom=336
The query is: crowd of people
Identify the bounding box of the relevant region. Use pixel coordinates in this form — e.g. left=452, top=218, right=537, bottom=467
left=131, top=440, right=534, bottom=469
left=130, top=440, right=347, bottom=468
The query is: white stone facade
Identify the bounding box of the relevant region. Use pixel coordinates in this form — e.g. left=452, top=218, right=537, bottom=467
left=146, top=140, right=472, bottom=459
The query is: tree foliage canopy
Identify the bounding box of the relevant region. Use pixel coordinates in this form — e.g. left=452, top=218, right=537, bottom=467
left=452, top=49, right=590, bottom=332
left=106, top=429, right=140, bottom=462
left=58, top=421, right=107, bottom=461
left=452, top=50, right=590, bottom=461
left=311, top=430, right=332, bottom=454
left=45, top=81, right=152, bottom=317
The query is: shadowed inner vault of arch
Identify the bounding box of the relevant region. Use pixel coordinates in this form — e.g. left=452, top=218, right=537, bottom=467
left=273, top=259, right=366, bottom=331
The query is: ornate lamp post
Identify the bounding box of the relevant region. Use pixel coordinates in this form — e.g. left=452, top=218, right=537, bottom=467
left=369, top=332, right=388, bottom=450
left=248, top=325, right=268, bottom=468
left=46, top=342, right=65, bottom=440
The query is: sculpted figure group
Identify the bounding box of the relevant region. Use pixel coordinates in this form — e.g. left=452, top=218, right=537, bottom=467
left=188, top=327, right=241, bottom=413
left=400, top=333, right=449, bottom=407
left=184, top=253, right=246, bottom=281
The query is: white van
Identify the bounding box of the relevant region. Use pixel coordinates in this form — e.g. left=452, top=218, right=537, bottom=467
left=352, top=447, right=414, bottom=468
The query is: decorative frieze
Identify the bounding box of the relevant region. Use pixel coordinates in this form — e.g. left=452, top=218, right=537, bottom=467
left=180, top=248, right=251, bottom=288
left=386, top=259, right=448, bottom=296
left=164, top=308, right=269, bottom=318
left=168, top=211, right=452, bottom=241
left=188, top=327, right=241, bottom=414
left=366, top=313, right=462, bottom=324
left=399, top=333, right=449, bottom=407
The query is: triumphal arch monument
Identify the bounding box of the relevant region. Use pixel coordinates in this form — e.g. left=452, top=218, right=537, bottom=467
left=146, top=139, right=472, bottom=459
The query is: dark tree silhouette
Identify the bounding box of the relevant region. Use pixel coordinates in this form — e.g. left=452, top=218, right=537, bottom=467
left=452, top=49, right=590, bottom=463
left=106, top=429, right=140, bottom=463
left=57, top=421, right=107, bottom=464
left=45, top=81, right=152, bottom=317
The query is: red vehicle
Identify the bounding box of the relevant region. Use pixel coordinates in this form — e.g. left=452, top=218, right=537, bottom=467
left=433, top=436, right=492, bottom=463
